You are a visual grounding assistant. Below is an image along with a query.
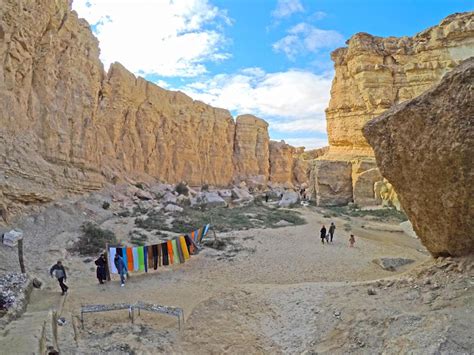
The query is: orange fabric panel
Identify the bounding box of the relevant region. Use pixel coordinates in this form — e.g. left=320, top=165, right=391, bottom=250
left=126, top=248, right=134, bottom=271
left=167, top=240, right=174, bottom=265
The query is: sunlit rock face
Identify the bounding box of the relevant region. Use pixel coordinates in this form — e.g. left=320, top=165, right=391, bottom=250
left=326, top=12, right=474, bottom=158
left=0, top=0, right=308, bottom=217
left=364, top=58, right=474, bottom=257
left=309, top=12, right=474, bottom=208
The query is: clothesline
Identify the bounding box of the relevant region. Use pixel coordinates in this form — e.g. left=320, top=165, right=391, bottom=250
left=107, top=224, right=210, bottom=274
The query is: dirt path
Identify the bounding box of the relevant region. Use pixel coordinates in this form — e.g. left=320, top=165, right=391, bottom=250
left=55, top=207, right=431, bottom=353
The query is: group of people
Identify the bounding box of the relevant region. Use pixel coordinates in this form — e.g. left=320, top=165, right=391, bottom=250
left=319, top=222, right=356, bottom=247
left=49, top=253, right=127, bottom=295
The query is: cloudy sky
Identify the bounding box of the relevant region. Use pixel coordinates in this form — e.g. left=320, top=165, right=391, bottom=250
left=73, top=0, right=472, bottom=149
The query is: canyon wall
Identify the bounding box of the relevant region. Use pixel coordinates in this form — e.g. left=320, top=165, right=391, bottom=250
left=311, top=12, right=474, bottom=206
left=364, top=58, right=474, bottom=257
left=0, top=0, right=309, bottom=218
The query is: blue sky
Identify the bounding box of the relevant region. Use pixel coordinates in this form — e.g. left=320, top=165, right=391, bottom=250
left=73, top=0, right=473, bottom=149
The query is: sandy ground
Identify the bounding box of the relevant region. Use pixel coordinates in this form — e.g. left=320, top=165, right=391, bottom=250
left=1, top=193, right=472, bottom=354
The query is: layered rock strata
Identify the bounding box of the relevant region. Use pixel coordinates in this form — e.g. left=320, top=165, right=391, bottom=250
left=363, top=58, right=474, bottom=257
left=0, top=0, right=308, bottom=216
left=311, top=12, right=474, bottom=207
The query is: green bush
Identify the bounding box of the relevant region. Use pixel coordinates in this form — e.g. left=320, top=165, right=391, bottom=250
left=74, top=222, right=118, bottom=256
left=102, top=201, right=110, bottom=210
left=175, top=182, right=189, bottom=196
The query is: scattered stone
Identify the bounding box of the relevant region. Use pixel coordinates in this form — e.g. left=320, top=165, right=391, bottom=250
left=164, top=204, right=183, bottom=213
left=274, top=220, right=292, bottom=227
left=191, top=192, right=227, bottom=208
left=135, top=189, right=153, bottom=201
left=83, top=257, right=93, bottom=263
left=162, top=192, right=178, bottom=204
left=57, top=317, right=67, bottom=326
left=367, top=288, right=377, bottom=295
left=372, top=257, right=415, bottom=271
left=32, top=278, right=42, bottom=289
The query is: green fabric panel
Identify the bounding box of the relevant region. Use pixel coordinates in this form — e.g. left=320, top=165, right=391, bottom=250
left=138, top=247, right=145, bottom=271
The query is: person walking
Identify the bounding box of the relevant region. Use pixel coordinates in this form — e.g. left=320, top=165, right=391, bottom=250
left=329, top=222, right=336, bottom=243
left=50, top=260, right=68, bottom=295
left=320, top=225, right=327, bottom=244
left=349, top=234, right=356, bottom=247
left=114, top=253, right=127, bottom=287
left=95, top=254, right=107, bottom=284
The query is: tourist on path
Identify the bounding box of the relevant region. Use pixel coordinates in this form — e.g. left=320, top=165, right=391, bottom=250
left=320, top=225, right=327, bottom=244
left=114, top=253, right=127, bottom=287
left=329, top=222, right=336, bottom=243
left=50, top=260, right=68, bottom=295
left=349, top=234, right=356, bottom=247
left=95, top=254, right=107, bottom=284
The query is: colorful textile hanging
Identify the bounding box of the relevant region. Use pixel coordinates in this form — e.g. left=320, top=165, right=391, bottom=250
left=132, top=247, right=139, bottom=271
left=167, top=240, right=174, bottom=265
left=107, top=224, right=210, bottom=274
left=179, top=236, right=190, bottom=260
left=138, top=247, right=145, bottom=271
left=171, top=239, right=180, bottom=264
left=126, top=248, right=134, bottom=271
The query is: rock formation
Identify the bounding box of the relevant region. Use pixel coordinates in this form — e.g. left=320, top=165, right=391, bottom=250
left=363, top=58, right=474, bottom=257
left=233, top=115, right=269, bottom=183
left=0, top=0, right=309, bottom=216
left=310, top=12, right=474, bottom=207
left=326, top=11, right=474, bottom=157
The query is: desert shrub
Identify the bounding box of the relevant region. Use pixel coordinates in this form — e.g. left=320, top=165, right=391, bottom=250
left=102, top=201, right=110, bottom=210
left=201, top=184, right=209, bottom=192
left=117, top=210, right=131, bottom=218
left=74, top=222, right=117, bottom=256
left=130, top=231, right=148, bottom=246
left=175, top=182, right=189, bottom=196
left=135, top=183, right=144, bottom=190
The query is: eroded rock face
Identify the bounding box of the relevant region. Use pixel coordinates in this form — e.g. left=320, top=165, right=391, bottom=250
left=363, top=58, right=474, bottom=257
left=0, top=0, right=305, bottom=215
left=269, top=141, right=294, bottom=184
left=233, top=115, right=270, bottom=184
left=326, top=12, right=474, bottom=157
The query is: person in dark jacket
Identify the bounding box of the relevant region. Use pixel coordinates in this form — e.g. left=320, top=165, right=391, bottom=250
left=329, top=222, right=336, bottom=243
left=95, top=254, right=107, bottom=284
left=320, top=225, right=327, bottom=244
left=50, top=261, right=68, bottom=295
left=114, top=254, right=127, bottom=287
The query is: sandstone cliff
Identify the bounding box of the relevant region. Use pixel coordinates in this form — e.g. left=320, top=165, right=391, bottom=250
left=0, top=0, right=308, bottom=218
left=364, top=58, right=474, bottom=257
left=326, top=11, right=474, bottom=157
left=310, top=12, right=474, bottom=207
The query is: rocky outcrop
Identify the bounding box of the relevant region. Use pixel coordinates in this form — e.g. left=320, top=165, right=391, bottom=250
left=326, top=12, right=474, bottom=157
left=363, top=58, right=474, bottom=257
left=309, top=12, right=473, bottom=208
left=233, top=115, right=270, bottom=183
left=269, top=141, right=294, bottom=184
left=0, top=0, right=306, bottom=215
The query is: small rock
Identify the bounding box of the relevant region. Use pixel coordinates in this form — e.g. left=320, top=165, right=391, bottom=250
left=32, top=278, right=42, bottom=289
left=333, top=311, right=341, bottom=317
left=83, top=257, right=93, bottom=263
left=164, top=204, right=183, bottom=213
left=367, top=288, right=377, bottom=295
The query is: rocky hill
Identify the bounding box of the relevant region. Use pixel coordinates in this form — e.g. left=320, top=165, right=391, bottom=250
left=310, top=12, right=474, bottom=207
left=0, top=0, right=309, bottom=219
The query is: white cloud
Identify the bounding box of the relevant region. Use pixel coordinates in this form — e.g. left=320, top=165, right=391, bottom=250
left=284, top=137, right=329, bottom=150
left=273, top=23, right=344, bottom=60
left=180, top=68, right=332, bottom=135
left=73, top=0, right=231, bottom=77
left=272, top=0, right=304, bottom=19
left=310, top=11, right=327, bottom=21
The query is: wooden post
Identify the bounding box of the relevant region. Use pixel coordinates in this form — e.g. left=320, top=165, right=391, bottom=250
left=18, top=238, right=25, bottom=273
left=105, top=243, right=111, bottom=281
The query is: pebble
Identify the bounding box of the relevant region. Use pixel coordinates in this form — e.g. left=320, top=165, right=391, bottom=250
left=367, top=288, right=377, bottom=296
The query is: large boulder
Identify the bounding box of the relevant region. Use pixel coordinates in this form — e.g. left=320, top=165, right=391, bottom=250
left=231, top=187, right=254, bottom=204
left=312, top=160, right=353, bottom=206
left=278, top=191, right=299, bottom=207
left=191, top=192, right=227, bottom=208
left=363, top=58, right=474, bottom=257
